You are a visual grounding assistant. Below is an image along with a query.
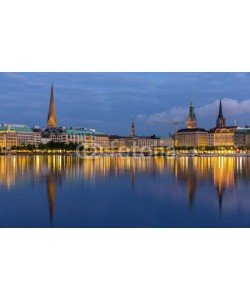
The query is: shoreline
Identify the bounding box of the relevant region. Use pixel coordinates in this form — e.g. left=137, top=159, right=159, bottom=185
left=1, top=152, right=250, bottom=158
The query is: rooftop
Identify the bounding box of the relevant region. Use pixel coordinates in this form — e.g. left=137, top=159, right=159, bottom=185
left=208, top=126, right=238, bottom=133
left=177, top=128, right=208, bottom=133
left=0, top=124, right=32, bottom=133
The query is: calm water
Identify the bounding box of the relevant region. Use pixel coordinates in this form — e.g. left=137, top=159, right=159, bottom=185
left=0, top=155, right=250, bottom=228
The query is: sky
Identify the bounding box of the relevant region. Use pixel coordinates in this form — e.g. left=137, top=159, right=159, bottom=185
left=0, top=72, right=250, bottom=136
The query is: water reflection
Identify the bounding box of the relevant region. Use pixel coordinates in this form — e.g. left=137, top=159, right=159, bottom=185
left=0, top=155, right=249, bottom=227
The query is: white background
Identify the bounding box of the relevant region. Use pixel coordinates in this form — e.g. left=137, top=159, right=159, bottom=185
left=1, top=1, right=250, bottom=299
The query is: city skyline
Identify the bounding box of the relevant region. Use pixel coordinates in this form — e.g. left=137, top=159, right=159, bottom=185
left=1, top=72, right=250, bottom=136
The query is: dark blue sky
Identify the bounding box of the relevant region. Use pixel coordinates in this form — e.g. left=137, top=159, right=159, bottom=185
left=1, top=72, right=250, bottom=136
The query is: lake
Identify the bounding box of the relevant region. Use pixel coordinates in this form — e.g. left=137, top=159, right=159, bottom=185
left=0, top=155, right=249, bottom=228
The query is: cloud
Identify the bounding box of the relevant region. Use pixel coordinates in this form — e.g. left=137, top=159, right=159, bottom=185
left=1, top=72, right=250, bottom=135
left=197, top=98, right=250, bottom=117
left=1, top=72, right=27, bottom=81
left=138, top=107, right=186, bottom=124
left=141, top=98, right=250, bottom=125
left=136, top=114, right=147, bottom=120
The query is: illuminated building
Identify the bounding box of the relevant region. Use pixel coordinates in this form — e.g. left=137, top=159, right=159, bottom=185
left=32, top=126, right=42, bottom=146
left=208, top=100, right=237, bottom=147
left=136, top=136, right=165, bottom=148
left=43, top=127, right=109, bottom=147
left=234, top=126, right=250, bottom=148
left=109, top=120, right=168, bottom=149
left=159, top=136, right=174, bottom=148
left=109, top=135, right=164, bottom=148
left=47, top=84, right=57, bottom=128
left=63, top=128, right=94, bottom=145
left=0, top=124, right=34, bottom=148
left=175, top=128, right=208, bottom=148
left=175, top=103, right=208, bottom=148
left=209, top=126, right=237, bottom=147
left=0, top=125, right=17, bottom=148
left=94, top=132, right=110, bottom=147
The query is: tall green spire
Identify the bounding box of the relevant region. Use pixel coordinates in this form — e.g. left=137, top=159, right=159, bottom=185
left=189, top=101, right=195, bottom=119
left=186, top=101, right=197, bottom=129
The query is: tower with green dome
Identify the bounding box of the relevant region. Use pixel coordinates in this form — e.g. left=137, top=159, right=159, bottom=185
left=186, top=102, right=197, bottom=129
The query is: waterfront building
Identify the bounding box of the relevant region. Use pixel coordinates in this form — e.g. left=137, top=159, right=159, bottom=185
left=94, top=132, right=110, bottom=147
left=109, top=134, right=165, bottom=149
left=32, top=126, right=42, bottom=146
left=135, top=136, right=162, bottom=148
left=175, top=102, right=208, bottom=148
left=209, top=126, right=238, bottom=147
left=47, top=85, right=57, bottom=128
left=0, top=124, right=34, bottom=149
left=43, top=127, right=67, bottom=143
left=109, top=121, right=169, bottom=149
left=42, top=127, right=109, bottom=147
left=41, top=137, right=52, bottom=144
left=234, top=126, right=250, bottom=148
left=14, top=124, right=34, bottom=145
left=159, top=136, right=174, bottom=148
left=0, top=125, right=17, bottom=149
left=64, top=128, right=94, bottom=145
left=208, top=100, right=237, bottom=147
left=109, top=135, right=127, bottom=148
left=175, top=128, right=208, bottom=148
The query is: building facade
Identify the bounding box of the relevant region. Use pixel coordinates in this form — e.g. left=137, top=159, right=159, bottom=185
left=0, top=124, right=34, bottom=149
left=209, top=126, right=237, bottom=147
left=0, top=126, right=17, bottom=149
left=43, top=127, right=109, bottom=147
left=208, top=100, right=237, bottom=147
left=15, top=125, right=34, bottom=145
left=109, top=135, right=164, bottom=149
left=175, top=103, right=208, bottom=148
left=175, top=128, right=208, bottom=148
left=32, top=126, right=42, bottom=146
left=234, top=127, right=250, bottom=148
left=94, top=132, right=109, bottom=147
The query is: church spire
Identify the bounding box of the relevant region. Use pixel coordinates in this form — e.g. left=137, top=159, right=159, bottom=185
left=47, top=84, right=57, bottom=128
left=218, top=99, right=223, bottom=117
left=216, top=99, right=225, bottom=128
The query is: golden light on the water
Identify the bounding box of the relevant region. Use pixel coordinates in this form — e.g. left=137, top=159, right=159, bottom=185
left=0, top=155, right=247, bottom=211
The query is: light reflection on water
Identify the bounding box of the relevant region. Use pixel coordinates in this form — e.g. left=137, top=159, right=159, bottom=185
left=0, top=155, right=249, bottom=228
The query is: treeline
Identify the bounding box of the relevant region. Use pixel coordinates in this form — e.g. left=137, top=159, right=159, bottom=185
left=1, top=143, right=250, bottom=153
left=10, top=141, right=82, bottom=151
